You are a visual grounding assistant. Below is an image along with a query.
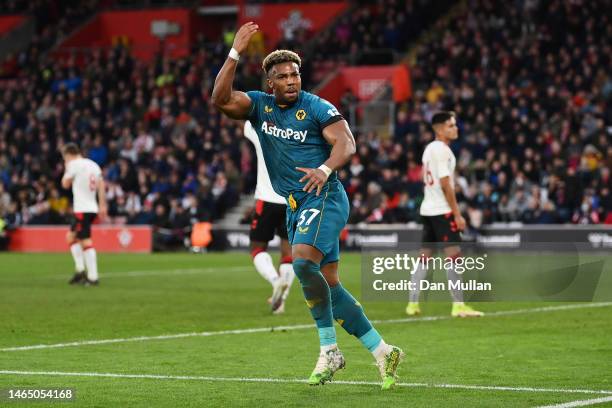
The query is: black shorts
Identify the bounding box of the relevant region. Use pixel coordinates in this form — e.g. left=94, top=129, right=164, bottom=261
left=70, top=212, right=97, bottom=240
left=250, top=200, right=288, bottom=243
left=421, top=213, right=461, bottom=246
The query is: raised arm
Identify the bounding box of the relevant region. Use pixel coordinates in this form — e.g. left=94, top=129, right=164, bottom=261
left=297, top=120, right=356, bottom=196
left=211, top=22, right=259, bottom=120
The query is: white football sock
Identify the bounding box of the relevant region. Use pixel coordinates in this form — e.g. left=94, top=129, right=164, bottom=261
left=70, top=243, right=85, bottom=272
left=320, top=344, right=338, bottom=353
left=446, top=265, right=464, bottom=303
left=372, top=340, right=390, bottom=361
left=83, top=247, right=98, bottom=281
left=279, top=263, right=295, bottom=301
left=409, top=263, right=427, bottom=303
left=253, top=252, right=279, bottom=286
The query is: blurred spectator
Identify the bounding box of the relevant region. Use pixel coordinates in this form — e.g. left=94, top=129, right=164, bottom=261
left=0, top=0, right=610, bottom=229
left=337, top=0, right=611, bottom=225
left=0, top=38, right=256, bottom=229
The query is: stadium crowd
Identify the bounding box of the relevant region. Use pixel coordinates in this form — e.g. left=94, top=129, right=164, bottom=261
left=2, top=0, right=439, bottom=234
left=0, top=0, right=611, bottom=248
left=343, top=0, right=612, bottom=225
left=0, top=0, right=99, bottom=79
left=301, top=0, right=452, bottom=83
left=0, top=36, right=255, bottom=250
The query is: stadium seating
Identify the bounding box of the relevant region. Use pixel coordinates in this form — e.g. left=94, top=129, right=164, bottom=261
left=345, top=0, right=611, bottom=225
left=0, top=0, right=100, bottom=78
left=0, top=0, right=610, bottom=239
left=0, top=38, right=247, bottom=239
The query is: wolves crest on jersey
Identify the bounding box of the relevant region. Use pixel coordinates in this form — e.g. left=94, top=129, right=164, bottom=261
left=246, top=90, right=343, bottom=197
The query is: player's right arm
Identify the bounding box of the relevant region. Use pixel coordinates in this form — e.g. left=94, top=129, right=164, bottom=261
left=211, top=22, right=259, bottom=119
left=432, top=144, right=466, bottom=230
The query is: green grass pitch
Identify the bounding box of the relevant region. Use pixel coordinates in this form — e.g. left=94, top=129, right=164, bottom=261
left=0, top=252, right=611, bottom=407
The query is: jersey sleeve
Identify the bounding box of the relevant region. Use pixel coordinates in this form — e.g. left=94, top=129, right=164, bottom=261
left=313, top=97, right=344, bottom=129
left=246, top=91, right=265, bottom=121
left=243, top=121, right=256, bottom=143
left=432, top=145, right=451, bottom=179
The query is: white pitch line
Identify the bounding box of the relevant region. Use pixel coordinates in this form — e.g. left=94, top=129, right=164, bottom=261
left=369, top=302, right=612, bottom=325
left=537, top=396, right=612, bottom=407
left=103, top=266, right=251, bottom=278
left=2, top=302, right=611, bottom=353
left=51, top=266, right=251, bottom=279
left=0, top=370, right=611, bottom=396
left=0, top=324, right=316, bottom=352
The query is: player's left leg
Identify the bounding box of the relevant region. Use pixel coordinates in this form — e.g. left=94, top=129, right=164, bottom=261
left=432, top=214, right=483, bottom=317
left=273, top=237, right=295, bottom=314
left=273, top=208, right=295, bottom=313
left=81, top=238, right=98, bottom=285
left=444, top=245, right=483, bottom=317
left=80, top=213, right=99, bottom=285
left=251, top=240, right=286, bottom=310
left=322, top=259, right=404, bottom=390
left=249, top=201, right=287, bottom=311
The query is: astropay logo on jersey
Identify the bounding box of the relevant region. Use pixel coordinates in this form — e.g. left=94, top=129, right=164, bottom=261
left=261, top=121, right=308, bottom=142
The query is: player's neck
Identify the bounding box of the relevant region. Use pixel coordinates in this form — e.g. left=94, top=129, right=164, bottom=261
left=435, top=135, right=450, bottom=145
left=65, top=155, right=81, bottom=164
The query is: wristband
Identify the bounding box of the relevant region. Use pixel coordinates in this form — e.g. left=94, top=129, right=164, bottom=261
left=318, top=164, right=332, bottom=177
left=228, top=48, right=240, bottom=61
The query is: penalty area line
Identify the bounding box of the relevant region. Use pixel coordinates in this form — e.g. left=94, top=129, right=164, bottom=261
left=2, top=302, right=611, bottom=352
left=0, top=370, right=611, bottom=396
